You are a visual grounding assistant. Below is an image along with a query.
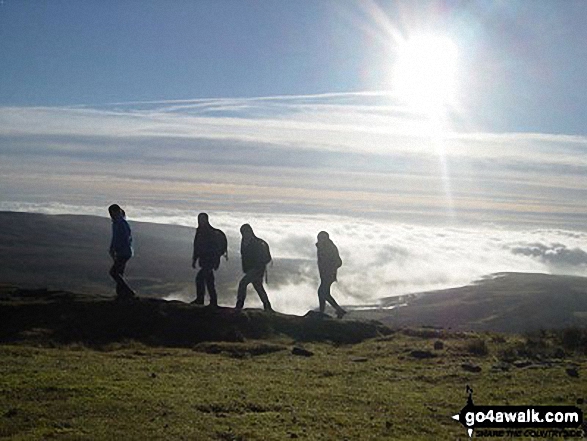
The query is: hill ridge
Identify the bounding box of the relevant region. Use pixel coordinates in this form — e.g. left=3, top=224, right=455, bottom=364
left=0, top=287, right=392, bottom=347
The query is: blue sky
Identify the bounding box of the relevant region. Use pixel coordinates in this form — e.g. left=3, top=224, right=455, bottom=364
left=1, top=0, right=587, bottom=231
left=2, top=0, right=587, bottom=134
left=1, top=2, right=363, bottom=103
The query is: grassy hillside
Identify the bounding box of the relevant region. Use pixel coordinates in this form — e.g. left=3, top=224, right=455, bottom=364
left=1, top=327, right=586, bottom=439
left=1, top=287, right=586, bottom=439
left=364, top=273, right=587, bottom=333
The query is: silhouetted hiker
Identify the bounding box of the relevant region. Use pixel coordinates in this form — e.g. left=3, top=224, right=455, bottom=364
left=316, top=231, right=346, bottom=318
left=108, top=204, right=136, bottom=301
left=236, top=224, right=273, bottom=311
left=192, top=212, right=227, bottom=307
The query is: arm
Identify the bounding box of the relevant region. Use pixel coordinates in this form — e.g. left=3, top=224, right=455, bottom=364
left=109, top=223, right=116, bottom=259
left=192, top=232, right=198, bottom=268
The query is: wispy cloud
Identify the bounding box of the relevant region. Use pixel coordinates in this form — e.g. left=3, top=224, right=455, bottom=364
left=1, top=92, right=586, bottom=228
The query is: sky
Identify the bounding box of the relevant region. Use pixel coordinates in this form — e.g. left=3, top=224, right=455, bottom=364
left=1, top=1, right=587, bottom=303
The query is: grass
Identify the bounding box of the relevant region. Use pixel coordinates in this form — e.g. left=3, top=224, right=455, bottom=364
left=1, top=331, right=586, bottom=440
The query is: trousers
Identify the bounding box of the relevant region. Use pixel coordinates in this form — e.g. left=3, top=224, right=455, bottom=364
left=236, top=267, right=271, bottom=310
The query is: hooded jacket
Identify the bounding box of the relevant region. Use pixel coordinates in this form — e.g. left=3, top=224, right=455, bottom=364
left=193, top=224, right=225, bottom=269
left=110, top=216, right=133, bottom=259
left=241, top=235, right=271, bottom=273
left=317, top=238, right=342, bottom=282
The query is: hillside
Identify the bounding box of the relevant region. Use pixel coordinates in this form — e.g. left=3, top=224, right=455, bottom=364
left=0, top=211, right=316, bottom=304
left=0, top=211, right=198, bottom=296
left=368, top=273, right=587, bottom=333
left=3, top=212, right=587, bottom=334
left=0, top=286, right=391, bottom=346
left=2, top=306, right=586, bottom=440
left=2, top=282, right=587, bottom=439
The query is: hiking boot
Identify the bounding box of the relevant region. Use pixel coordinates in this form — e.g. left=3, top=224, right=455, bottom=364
left=336, top=309, right=347, bottom=319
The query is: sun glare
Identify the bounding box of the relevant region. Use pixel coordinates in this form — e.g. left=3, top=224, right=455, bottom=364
left=393, top=34, right=458, bottom=117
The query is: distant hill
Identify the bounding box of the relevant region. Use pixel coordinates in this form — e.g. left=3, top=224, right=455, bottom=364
left=0, top=211, right=286, bottom=302
left=365, top=273, right=587, bottom=333
left=0, top=211, right=313, bottom=303
left=3, top=212, right=587, bottom=334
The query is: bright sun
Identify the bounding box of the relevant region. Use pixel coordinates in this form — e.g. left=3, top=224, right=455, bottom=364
left=393, top=34, right=458, bottom=117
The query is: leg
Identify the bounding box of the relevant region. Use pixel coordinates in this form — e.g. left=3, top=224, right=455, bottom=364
left=252, top=280, right=272, bottom=310
left=250, top=267, right=271, bottom=311
left=319, top=279, right=345, bottom=317
left=109, top=258, right=135, bottom=299
left=194, top=268, right=206, bottom=305
left=317, top=280, right=328, bottom=313
left=236, top=273, right=252, bottom=309
left=204, top=268, right=218, bottom=306
left=324, top=291, right=343, bottom=311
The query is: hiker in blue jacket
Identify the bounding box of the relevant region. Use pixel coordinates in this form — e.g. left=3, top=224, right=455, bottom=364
left=316, top=231, right=346, bottom=318
left=192, top=212, right=227, bottom=307
left=108, top=204, right=136, bottom=300
left=236, top=224, right=273, bottom=311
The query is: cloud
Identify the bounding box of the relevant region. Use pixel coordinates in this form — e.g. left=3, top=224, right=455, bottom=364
left=1, top=92, right=587, bottom=227
left=2, top=201, right=587, bottom=314
left=2, top=94, right=587, bottom=164
left=510, top=242, right=587, bottom=268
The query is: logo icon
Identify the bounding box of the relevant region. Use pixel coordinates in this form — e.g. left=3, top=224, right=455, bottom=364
left=452, top=385, right=583, bottom=438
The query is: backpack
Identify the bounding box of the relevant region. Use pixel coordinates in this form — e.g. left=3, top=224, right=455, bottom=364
left=335, top=252, right=342, bottom=269
left=257, top=238, right=272, bottom=266
left=214, top=228, right=228, bottom=258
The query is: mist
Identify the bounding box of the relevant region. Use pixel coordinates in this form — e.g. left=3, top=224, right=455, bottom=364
left=3, top=202, right=586, bottom=315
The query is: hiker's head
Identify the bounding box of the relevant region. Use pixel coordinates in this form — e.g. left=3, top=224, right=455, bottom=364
left=197, top=212, right=209, bottom=227
left=108, top=204, right=123, bottom=220
left=240, top=223, right=254, bottom=239
left=317, top=231, right=330, bottom=243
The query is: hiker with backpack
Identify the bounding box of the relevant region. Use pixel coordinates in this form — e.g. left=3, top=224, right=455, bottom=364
left=236, top=223, right=273, bottom=311
left=192, top=212, right=227, bottom=307
left=316, top=231, right=346, bottom=318
left=108, top=204, right=136, bottom=301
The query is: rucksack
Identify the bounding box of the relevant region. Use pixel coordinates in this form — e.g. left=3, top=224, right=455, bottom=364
left=257, top=238, right=272, bottom=266
left=214, top=228, right=228, bottom=258
left=335, top=252, right=342, bottom=269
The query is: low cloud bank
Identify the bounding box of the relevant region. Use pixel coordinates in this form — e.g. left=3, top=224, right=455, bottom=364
left=3, top=202, right=586, bottom=315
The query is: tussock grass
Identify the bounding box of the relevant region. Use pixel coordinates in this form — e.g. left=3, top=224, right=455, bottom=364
left=1, top=330, right=586, bottom=440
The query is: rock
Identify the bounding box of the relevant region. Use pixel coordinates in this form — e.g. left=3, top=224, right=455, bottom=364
left=461, top=363, right=482, bottom=373
left=292, top=346, right=314, bottom=357
left=433, top=340, right=444, bottom=350
left=409, top=350, right=436, bottom=359
left=512, top=360, right=532, bottom=368
left=303, top=310, right=330, bottom=319
left=566, top=367, right=579, bottom=378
